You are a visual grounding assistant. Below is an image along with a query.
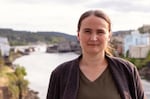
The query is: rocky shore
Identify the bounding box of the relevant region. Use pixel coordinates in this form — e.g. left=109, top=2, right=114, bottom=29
left=0, top=51, right=39, bottom=99
left=0, top=86, right=39, bottom=99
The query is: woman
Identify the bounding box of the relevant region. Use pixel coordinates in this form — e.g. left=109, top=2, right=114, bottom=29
left=46, top=10, right=146, bottom=99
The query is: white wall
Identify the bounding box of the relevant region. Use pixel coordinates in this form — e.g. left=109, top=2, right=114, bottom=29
left=0, top=37, right=10, bottom=56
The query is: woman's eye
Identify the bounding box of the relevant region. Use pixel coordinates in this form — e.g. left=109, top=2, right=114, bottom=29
left=85, top=30, right=90, bottom=33
left=84, top=30, right=91, bottom=34
left=97, top=30, right=106, bottom=35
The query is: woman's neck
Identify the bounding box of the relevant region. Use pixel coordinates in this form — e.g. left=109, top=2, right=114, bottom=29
left=80, top=52, right=107, bottom=68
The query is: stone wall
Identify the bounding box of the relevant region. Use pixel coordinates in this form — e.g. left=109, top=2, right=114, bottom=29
left=0, top=87, right=11, bottom=99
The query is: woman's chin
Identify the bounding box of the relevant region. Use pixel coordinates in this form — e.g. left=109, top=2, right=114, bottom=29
left=86, top=49, right=102, bottom=55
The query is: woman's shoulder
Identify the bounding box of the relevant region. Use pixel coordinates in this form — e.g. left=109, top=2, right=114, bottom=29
left=106, top=55, right=136, bottom=70
left=52, top=56, right=79, bottom=74
left=108, top=56, right=130, bottom=63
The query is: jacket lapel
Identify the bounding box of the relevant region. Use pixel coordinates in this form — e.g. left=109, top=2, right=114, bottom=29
left=106, top=55, right=132, bottom=99
left=63, top=57, right=80, bottom=99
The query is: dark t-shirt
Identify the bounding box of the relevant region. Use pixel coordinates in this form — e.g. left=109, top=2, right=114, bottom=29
left=77, top=67, right=121, bottom=99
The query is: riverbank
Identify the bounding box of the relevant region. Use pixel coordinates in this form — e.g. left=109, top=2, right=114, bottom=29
left=0, top=51, right=39, bottom=99
left=13, top=52, right=79, bottom=99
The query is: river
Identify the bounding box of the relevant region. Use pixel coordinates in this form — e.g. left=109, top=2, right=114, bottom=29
left=13, top=52, right=150, bottom=99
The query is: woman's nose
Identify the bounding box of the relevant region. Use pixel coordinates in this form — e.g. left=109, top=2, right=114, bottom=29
left=90, top=34, right=98, bottom=41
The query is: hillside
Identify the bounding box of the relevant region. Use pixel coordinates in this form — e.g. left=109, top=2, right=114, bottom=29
left=0, top=28, right=77, bottom=46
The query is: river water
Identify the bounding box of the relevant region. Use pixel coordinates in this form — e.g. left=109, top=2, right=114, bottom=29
left=13, top=52, right=150, bottom=99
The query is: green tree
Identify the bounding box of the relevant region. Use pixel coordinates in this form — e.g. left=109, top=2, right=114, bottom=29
left=14, top=66, right=28, bottom=99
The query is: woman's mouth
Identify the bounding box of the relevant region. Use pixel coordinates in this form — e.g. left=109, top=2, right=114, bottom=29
left=88, top=43, right=99, bottom=46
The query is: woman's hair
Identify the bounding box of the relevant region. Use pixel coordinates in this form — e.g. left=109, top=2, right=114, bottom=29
left=77, top=10, right=113, bottom=56
left=77, top=10, right=111, bottom=32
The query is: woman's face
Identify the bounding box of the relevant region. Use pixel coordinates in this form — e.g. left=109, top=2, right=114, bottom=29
left=77, top=15, right=111, bottom=55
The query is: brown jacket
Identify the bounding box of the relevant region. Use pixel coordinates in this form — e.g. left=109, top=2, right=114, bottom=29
left=47, top=55, right=146, bottom=99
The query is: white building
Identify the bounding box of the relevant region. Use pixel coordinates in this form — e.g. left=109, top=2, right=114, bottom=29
left=124, top=30, right=150, bottom=57
left=129, top=45, right=150, bottom=58
left=0, top=37, right=10, bottom=56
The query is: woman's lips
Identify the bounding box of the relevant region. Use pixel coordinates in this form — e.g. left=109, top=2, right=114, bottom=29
left=87, top=43, right=99, bottom=46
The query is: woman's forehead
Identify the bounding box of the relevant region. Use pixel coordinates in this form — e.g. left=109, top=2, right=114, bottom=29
left=81, top=16, right=109, bottom=28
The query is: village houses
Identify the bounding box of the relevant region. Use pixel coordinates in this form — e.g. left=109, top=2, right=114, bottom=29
left=124, top=30, right=150, bottom=58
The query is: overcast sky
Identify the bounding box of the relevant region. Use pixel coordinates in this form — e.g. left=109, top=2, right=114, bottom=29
left=0, top=0, right=150, bottom=35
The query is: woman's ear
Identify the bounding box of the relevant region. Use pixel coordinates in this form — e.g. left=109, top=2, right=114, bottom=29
left=77, top=32, right=80, bottom=41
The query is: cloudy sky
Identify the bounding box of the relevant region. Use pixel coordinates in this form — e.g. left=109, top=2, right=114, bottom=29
left=0, top=0, right=150, bottom=35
